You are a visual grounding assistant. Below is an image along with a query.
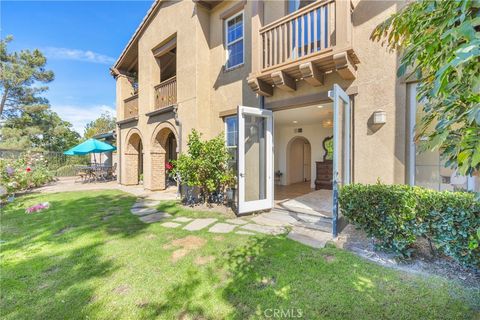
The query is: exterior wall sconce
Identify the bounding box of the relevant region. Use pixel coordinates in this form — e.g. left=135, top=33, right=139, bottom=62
left=373, top=110, right=387, bottom=125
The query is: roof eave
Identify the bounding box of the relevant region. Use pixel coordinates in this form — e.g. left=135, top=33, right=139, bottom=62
left=112, top=0, right=162, bottom=70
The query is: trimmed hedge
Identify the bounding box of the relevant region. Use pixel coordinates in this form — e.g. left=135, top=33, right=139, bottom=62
left=339, top=183, right=479, bottom=268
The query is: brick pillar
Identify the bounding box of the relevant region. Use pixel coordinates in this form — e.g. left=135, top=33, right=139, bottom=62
left=123, top=153, right=139, bottom=185
left=149, top=152, right=166, bottom=190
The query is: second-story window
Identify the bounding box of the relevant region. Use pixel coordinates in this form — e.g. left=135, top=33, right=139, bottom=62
left=225, top=12, right=244, bottom=70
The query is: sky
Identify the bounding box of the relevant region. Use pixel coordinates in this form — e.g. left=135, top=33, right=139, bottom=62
left=1, top=0, right=153, bottom=134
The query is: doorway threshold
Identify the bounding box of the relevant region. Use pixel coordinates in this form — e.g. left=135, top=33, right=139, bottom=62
left=275, top=189, right=333, bottom=218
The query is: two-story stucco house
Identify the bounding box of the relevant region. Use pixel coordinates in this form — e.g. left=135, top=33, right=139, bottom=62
left=111, top=0, right=479, bottom=235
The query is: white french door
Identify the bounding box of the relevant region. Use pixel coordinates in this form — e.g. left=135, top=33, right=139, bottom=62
left=329, top=84, right=352, bottom=236
left=237, top=106, right=274, bottom=214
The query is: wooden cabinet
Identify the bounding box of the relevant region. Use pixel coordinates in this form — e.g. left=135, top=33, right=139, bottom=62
left=315, top=160, right=333, bottom=190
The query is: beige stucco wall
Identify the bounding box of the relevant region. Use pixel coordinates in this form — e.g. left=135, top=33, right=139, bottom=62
left=262, top=0, right=406, bottom=185
left=115, top=0, right=407, bottom=190
left=275, top=122, right=333, bottom=187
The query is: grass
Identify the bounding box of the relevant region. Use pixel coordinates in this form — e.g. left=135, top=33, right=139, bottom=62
left=0, top=190, right=478, bottom=319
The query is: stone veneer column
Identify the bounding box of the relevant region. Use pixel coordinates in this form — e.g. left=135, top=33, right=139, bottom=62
left=149, top=151, right=166, bottom=190
left=123, top=153, right=139, bottom=185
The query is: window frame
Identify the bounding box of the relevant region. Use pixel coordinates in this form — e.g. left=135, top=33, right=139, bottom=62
left=407, top=83, right=477, bottom=191
left=224, top=115, right=238, bottom=171
left=224, top=11, right=245, bottom=70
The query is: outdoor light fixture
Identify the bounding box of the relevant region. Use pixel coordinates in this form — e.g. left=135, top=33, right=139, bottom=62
left=373, top=110, right=387, bottom=124
left=322, top=118, right=333, bottom=128
left=317, top=105, right=324, bottom=109
left=293, top=120, right=298, bottom=124
left=322, top=112, right=333, bottom=128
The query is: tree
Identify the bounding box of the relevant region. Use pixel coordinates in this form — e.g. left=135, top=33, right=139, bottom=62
left=0, top=36, right=54, bottom=117
left=84, top=112, right=116, bottom=139
left=0, top=35, right=79, bottom=152
left=371, top=1, right=480, bottom=175
left=0, top=104, right=80, bottom=152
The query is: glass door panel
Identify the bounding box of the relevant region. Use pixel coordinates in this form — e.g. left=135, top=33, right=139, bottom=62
left=238, top=106, right=273, bottom=214
left=329, top=84, right=351, bottom=236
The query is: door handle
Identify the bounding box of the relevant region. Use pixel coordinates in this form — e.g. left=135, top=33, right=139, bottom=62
left=239, top=173, right=245, bottom=178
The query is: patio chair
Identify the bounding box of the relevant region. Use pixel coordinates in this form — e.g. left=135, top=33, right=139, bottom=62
left=76, top=166, right=89, bottom=182
left=107, top=163, right=117, bottom=180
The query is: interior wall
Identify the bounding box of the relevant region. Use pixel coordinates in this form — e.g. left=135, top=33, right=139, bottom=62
left=274, top=122, right=332, bottom=188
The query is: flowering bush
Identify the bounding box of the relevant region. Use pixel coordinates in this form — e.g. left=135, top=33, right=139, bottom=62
left=0, top=154, right=54, bottom=203
left=25, top=202, right=50, bottom=214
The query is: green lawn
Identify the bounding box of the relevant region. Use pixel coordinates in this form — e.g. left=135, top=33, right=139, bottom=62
left=1, top=191, right=478, bottom=319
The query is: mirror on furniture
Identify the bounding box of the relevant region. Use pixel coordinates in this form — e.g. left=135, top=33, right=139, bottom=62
left=315, top=136, right=333, bottom=190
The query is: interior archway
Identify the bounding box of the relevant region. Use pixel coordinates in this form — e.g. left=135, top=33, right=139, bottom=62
left=286, top=136, right=311, bottom=185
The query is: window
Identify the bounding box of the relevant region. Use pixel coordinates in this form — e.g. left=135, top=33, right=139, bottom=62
left=288, top=0, right=316, bottom=13
left=225, top=12, right=244, bottom=69
left=407, top=83, right=479, bottom=192
left=225, top=116, right=238, bottom=171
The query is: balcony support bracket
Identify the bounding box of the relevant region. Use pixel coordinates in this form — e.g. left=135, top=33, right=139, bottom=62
left=271, top=71, right=296, bottom=92
left=333, top=52, right=356, bottom=80
left=248, top=78, right=273, bottom=97
left=299, top=62, right=325, bottom=87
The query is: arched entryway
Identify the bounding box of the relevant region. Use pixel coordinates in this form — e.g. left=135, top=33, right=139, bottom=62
left=124, top=130, right=143, bottom=185
left=149, top=122, right=178, bottom=190
left=287, top=136, right=311, bottom=185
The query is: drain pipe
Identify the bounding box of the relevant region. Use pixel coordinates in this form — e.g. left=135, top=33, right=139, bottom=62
left=259, top=95, right=265, bottom=109
left=173, top=104, right=182, bottom=198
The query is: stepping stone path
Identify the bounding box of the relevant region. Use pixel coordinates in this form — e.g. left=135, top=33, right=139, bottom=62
left=139, top=212, right=171, bottom=223
left=208, top=223, right=236, bottom=233
left=235, top=230, right=255, bottom=235
left=129, top=195, right=332, bottom=248
left=183, top=218, right=217, bottom=231
left=225, top=218, right=248, bottom=225
left=172, top=217, right=192, bottom=223
left=240, top=223, right=286, bottom=235
left=131, top=207, right=159, bottom=216
left=131, top=200, right=161, bottom=209
left=161, top=222, right=181, bottom=228
left=287, top=226, right=331, bottom=249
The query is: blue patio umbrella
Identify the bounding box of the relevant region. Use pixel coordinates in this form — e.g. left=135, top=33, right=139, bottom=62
left=64, top=139, right=116, bottom=162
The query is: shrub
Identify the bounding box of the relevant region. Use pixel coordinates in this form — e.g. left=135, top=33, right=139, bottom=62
left=172, top=130, right=236, bottom=204
left=415, top=190, right=480, bottom=268
left=339, top=183, right=480, bottom=268
left=339, top=184, right=418, bottom=256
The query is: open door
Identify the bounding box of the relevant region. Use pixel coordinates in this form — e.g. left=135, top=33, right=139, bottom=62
left=328, top=84, right=352, bottom=237
left=237, top=106, right=274, bottom=214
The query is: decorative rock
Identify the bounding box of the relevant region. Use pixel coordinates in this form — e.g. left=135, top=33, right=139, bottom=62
left=183, top=218, right=217, bottom=231
left=240, top=223, right=285, bottom=235
left=139, top=212, right=172, bottom=223
left=208, top=223, right=236, bottom=233
left=161, top=222, right=181, bottom=228
left=172, top=217, right=193, bottom=223
left=225, top=218, right=249, bottom=225
left=131, top=207, right=159, bottom=216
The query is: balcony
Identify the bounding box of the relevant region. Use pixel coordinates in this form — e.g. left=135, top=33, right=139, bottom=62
left=154, top=76, right=177, bottom=110
left=123, top=94, right=139, bottom=119
left=248, top=0, right=358, bottom=96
